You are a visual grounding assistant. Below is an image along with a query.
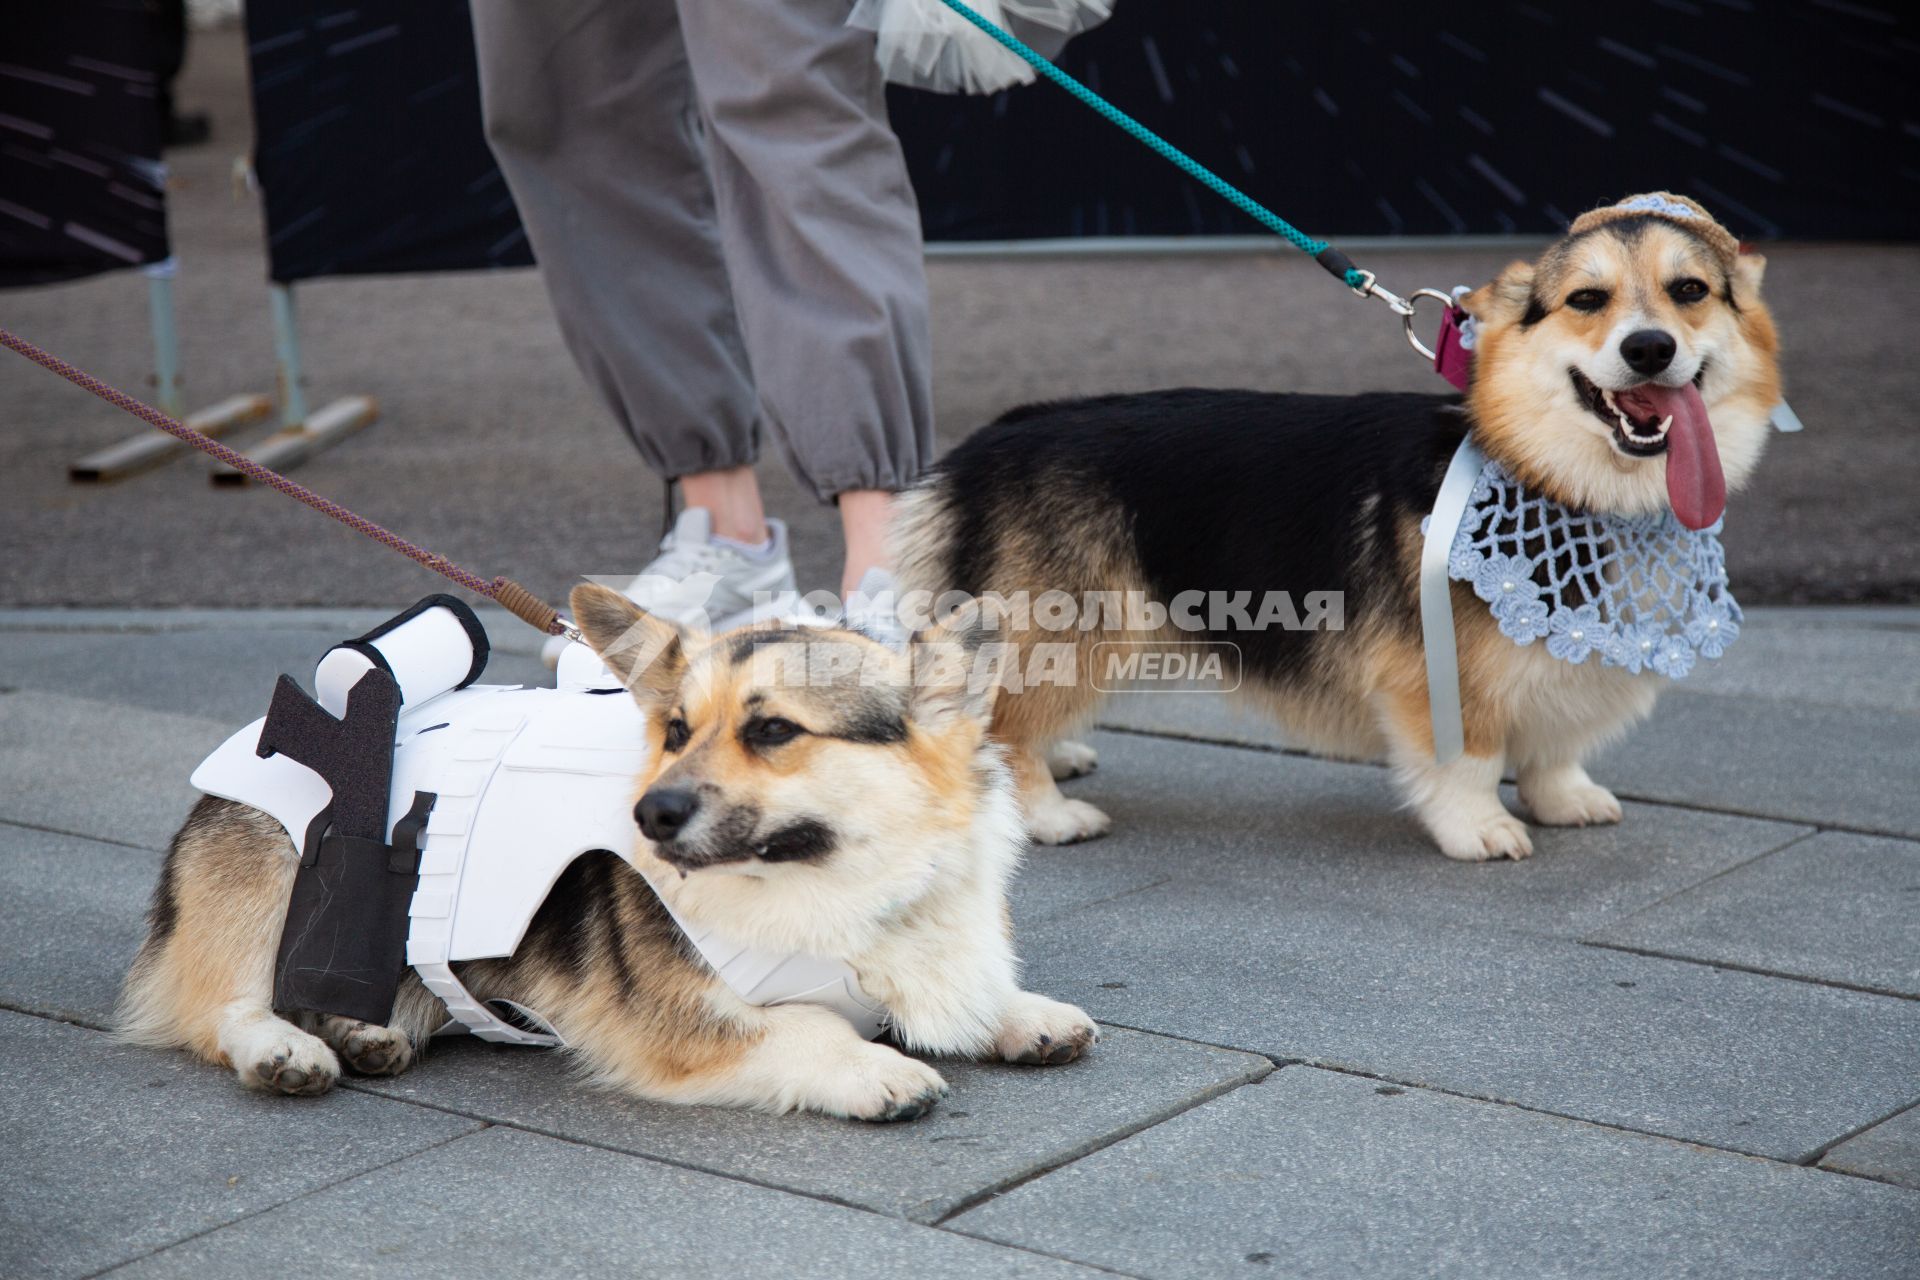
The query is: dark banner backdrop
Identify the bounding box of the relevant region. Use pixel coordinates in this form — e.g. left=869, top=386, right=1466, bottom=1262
left=245, top=0, right=532, bottom=283
left=889, top=1, right=1920, bottom=242
left=239, top=0, right=1916, bottom=284
left=0, top=1, right=170, bottom=288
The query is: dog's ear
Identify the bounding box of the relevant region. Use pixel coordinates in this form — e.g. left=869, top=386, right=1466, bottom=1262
left=1732, top=252, right=1766, bottom=304
left=569, top=583, right=686, bottom=705
left=907, top=598, right=999, bottom=731
left=1462, top=259, right=1536, bottom=326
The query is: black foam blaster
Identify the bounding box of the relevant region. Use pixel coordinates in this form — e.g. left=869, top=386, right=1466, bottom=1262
left=256, top=667, right=424, bottom=1024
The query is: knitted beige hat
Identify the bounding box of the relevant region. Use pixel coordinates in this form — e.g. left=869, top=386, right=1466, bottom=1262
left=1568, top=192, right=1740, bottom=266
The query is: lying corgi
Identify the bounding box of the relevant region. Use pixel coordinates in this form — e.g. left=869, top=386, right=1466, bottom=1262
left=118, top=584, right=1096, bottom=1120
left=894, top=192, right=1781, bottom=861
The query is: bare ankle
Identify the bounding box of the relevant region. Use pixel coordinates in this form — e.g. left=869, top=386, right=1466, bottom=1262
left=837, top=489, right=896, bottom=596
left=678, top=466, right=768, bottom=545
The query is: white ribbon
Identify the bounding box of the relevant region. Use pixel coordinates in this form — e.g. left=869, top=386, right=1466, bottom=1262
left=1419, top=436, right=1488, bottom=764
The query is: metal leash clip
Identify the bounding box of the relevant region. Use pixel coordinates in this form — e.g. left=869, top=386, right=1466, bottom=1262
left=1346, top=269, right=1410, bottom=314
left=1398, top=288, right=1465, bottom=361
left=1349, top=274, right=1462, bottom=363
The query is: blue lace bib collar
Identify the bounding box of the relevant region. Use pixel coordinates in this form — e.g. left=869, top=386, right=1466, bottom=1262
left=1440, top=458, right=1740, bottom=678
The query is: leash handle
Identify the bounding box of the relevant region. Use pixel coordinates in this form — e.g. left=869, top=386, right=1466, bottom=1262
left=1, top=326, right=570, bottom=638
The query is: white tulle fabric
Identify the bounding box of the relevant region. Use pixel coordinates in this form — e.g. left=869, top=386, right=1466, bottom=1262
left=849, top=0, right=1113, bottom=94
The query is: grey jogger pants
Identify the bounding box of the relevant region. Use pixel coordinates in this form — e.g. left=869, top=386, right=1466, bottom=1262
left=469, top=0, right=935, bottom=502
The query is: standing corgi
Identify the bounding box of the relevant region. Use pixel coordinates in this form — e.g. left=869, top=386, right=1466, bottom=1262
left=894, top=193, right=1780, bottom=860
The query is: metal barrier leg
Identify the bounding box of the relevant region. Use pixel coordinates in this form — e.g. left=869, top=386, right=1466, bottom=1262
left=269, top=281, right=308, bottom=427
left=68, top=261, right=273, bottom=483
left=147, top=262, right=183, bottom=417
left=210, top=282, right=379, bottom=484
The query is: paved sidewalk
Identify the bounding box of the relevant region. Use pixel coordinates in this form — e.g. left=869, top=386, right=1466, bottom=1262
left=1, top=604, right=1915, bottom=1278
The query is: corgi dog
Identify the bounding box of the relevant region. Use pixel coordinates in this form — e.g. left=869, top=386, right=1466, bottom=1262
left=893, top=193, right=1781, bottom=861
left=118, top=584, right=1096, bottom=1121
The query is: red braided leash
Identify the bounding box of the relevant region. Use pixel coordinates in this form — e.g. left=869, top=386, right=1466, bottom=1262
left=3, top=326, right=568, bottom=637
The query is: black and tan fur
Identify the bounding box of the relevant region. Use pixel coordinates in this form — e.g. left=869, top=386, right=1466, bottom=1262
left=894, top=194, right=1781, bottom=860
left=119, top=584, right=1095, bottom=1120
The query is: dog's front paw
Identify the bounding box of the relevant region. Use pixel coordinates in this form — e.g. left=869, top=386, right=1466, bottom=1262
left=319, top=1017, right=415, bottom=1077
left=1047, top=739, right=1100, bottom=781
left=837, top=1046, right=949, bottom=1123
left=996, top=992, right=1099, bottom=1066
left=1433, top=811, right=1534, bottom=862
left=1028, top=796, right=1111, bottom=845
left=237, top=1030, right=340, bottom=1096
left=1521, top=775, right=1624, bottom=827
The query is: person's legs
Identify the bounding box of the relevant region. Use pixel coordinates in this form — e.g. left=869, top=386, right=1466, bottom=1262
left=675, top=0, right=936, bottom=596
left=472, top=0, right=799, bottom=646
left=469, top=0, right=766, bottom=503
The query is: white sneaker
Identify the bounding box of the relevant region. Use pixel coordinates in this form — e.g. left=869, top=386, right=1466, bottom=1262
left=543, top=508, right=799, bottom=668
left=839, top=567, right=909, bottom=652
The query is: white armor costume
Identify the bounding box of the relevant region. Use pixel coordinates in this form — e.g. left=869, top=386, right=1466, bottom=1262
left=192, top=599, right=887, bottom=1047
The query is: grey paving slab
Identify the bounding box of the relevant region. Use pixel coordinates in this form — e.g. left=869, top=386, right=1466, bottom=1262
left=1010, top=838, right=1172, bottom=929
left=0, top=690, right=227, bottom=851
left=112, top=1126, right=1109, bottom=1280
left=354, top=1024, right=1270, bottom=1223
left=1824, top=1103, right=1920, bottom=1191
left=1047, top=731, right=1811, bottom=941
left=0, top=627, right=359, bottom=724
left=1591, top=831, right=1920, bottom=998
left=1673, top=611, right=1920, bottom=712
left=1100, top=691, right=1294, bottom=750
left=1592, top=690, right=1920, bottom=839
left=1099, top=613, right=1920, bottom=838
left=0, top=1010, right=481, bottom=1280
left=0, top=823, right=154, bottom=1025
left=0, top=608, right=400, bottom=632
left=0, top=607, right=551, bottom=723
left=1099, top=606, right=1920, bottom=741
left=950, top=1066, right=1920, bottom=1280
left=0, top=605, right=555, bottom=648
left=1018, top=869, right=1920, bottom=1160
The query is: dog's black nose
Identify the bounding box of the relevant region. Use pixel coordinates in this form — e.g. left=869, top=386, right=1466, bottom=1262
left=1620, top=328, right=1677, bottom=376
left=635, top=788, right=700, bottom=843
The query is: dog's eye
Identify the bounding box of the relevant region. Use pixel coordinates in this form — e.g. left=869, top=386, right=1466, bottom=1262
left=1566, top=288, right=1610, bottom=313
left=743, top=716, right=804, bottom=747
left=1669, top=277, right=1710, bottom=304
left=663, top=717, right=691, bottom=752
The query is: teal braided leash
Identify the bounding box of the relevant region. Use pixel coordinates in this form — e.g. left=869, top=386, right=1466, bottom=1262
left=934, top=0, right=1371, bottom=290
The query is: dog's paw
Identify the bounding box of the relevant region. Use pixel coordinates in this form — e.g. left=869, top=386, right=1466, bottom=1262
left=1027, top=796, right=1111, bottom=845
left=1047, top=739, right=1100, bottom=781
left=1434, top=811, right=1534, bottom=862
left=1522, top=777, right=1623, bottom=828
left=996, top=992, right=1099, bottom=1066
left=236, top=1030, right=340, bottom=1096
left=319, top=1017, right=415, bottom=1077
left=837, top=1047, right=949, bottom=1123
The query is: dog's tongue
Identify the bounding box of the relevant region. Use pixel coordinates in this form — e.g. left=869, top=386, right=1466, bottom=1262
left=1618, top=382, right=1724, bottom=529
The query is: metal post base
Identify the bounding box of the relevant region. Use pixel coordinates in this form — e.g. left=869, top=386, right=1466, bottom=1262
left=69, top=394, right=274, bottom=483
left=208, top=395, right=381, bottom=486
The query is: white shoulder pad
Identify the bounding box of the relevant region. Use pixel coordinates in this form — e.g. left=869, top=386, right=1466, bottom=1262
left=190, top=717, right=330, bottom=853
